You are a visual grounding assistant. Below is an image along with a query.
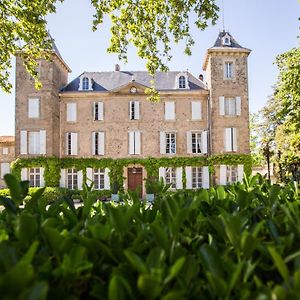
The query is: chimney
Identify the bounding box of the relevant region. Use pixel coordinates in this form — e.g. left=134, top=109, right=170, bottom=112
left=115, top=64, right=120, bottom=71
left=199, top=74, right=204, bottom=81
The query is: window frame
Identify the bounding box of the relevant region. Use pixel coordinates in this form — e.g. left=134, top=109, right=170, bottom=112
left=29, top=167, right=41, bottom=187
left=67, top=168, right=78, bottom=190
left=226, top=165, right=238, bottom=184
left=165, top=132, right=176, bottom=154
left=82, top=77, right=89, bottom=90
left=165, top=167, right=177, bottom=189
left=224, top=61, right=234, bottom=79
left=178, top=76, right=186, bottom=89
left=191, top=132, right=202, bottom=154
left=93, top=168, right=105, bottom=190
left=28, top=98, right=40, bottom=119
left=192, top=167, right=203, bottom=189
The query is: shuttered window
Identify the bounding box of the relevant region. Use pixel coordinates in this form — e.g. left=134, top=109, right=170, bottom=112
left=129, top=101, right=140, bottom=120
left=66, top=103, right=77, bottom=122
left=29, top=168, right=41, bottom=187
left=28, top=98, right=40, bottom=119
left=93, top=168, right=105, bottom=190
left=165, top=102, right=175, bottom=120
left=129, top=131, right=141, bottom=155
left=92, top=132, right=104, bottom=155
left=165, top=132, right=176, bottom=154
left=66, top=132, right=78, bottom=155
left=225, top=128, right=237, bottom=152
left=67, top=168, right=78, bottom=190
left=219, top=97, right=241, bottom=116
left=191, top=101, right=201, bottom=120
left=0, top=163, right=10, bottom=179
left=93, top=102, right=104, bottom=121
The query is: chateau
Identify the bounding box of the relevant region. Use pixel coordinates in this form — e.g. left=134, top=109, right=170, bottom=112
left=0, top=31, right=251, bottom=196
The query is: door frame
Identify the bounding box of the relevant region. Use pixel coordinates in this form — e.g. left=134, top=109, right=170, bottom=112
left=123, top=164, right=147, bottom=198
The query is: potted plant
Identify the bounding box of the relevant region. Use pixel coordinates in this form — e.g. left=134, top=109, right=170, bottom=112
left=111, top=181, right=119, bottom=201
left=145, top=177, right=155, bottom=202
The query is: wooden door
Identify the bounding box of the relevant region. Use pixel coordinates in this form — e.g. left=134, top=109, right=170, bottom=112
left=127, top=168, right=143, bottom=197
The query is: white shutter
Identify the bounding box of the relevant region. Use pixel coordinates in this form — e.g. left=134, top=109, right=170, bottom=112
left=202, top=166, right=210, bottom=189
left=232, top=128, right=237, bottom=151
left=135, top=131, right=141, bottom=154
left=186, top=131, right=192, bottom=154
left=67, top=103, right=77, bottom=122
left=39, top=130, right=46, bottom=154
left=165, top=102, right=175, bottom=120
left=98, top=132, right=105, bottom=155
left=1, top=163, right=10, bottom=179
left=21, top=168, right=28, bottom=181
left=104, top=168, right=110, bottom=190
left=92, top=132, right=96, bottom=155
left=129, top=131, right=135, bottom=154
left=20, top=130, right=27, bottom=154
left=135, top=101, right=140, bottom=120
left=225, top=128, right=231, bottom=152
left=219, top=96, right=225, bottom=116
left=98, top=102, right=104, bottom=120
left=60, top=169, right=66, bottom=187
left=2, top=148, right=8, bottom=155
left=40, top=167, right=45, bottom=187
left=77, top=170, right=83, bottom=190
left=158, top=167, right=165, bottom=182
left=201, top=131, right=208, bottom=154
left=71, top=133, right=78, bottom=155
left=176, top=167, right=183, bottom=189
left=160, top=132, right=166, bottom=154
left=29, top=132, right=39, bottom=154
left=237, top=165, right=244, bottom=182
left=86, top=168, right=93, bottom=182
left=28, top=98, right=39, bottom=118
left=236, top=97, right=241, bottom=116
left=185, top=167, right=192, bottom=189
left=219, top=165, right=227, bottom=185
left=191, top=101, right=201, bottom=120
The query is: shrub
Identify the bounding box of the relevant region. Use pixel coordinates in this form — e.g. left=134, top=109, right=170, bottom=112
left=0, top=174, right=300, bottom=299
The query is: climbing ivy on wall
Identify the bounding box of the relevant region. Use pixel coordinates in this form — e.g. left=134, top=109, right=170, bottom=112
left=11, top=154, right=252, bottom=191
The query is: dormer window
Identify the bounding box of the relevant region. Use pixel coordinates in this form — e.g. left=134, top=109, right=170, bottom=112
left=82, top=77, right=89, bottom=90
left=179, top=76, right=186, bottom=89
left=176, top=73, right=189, bottom=89
left=79, top=75, right=93, bottom=91
left=222, top=33, right=231, bottom=46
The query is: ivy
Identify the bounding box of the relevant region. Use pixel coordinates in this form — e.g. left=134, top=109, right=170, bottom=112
left=10, top=154, right=252, bottom=192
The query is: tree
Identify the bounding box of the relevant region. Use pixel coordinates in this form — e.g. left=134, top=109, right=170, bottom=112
left=275, top=47, right=300, bottom=129
left=0, top=0, right=219, bottom=93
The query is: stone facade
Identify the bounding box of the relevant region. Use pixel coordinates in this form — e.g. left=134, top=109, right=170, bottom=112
left=0, top=136, right=15, bottom=188
left=2, top=30, right=251, bottom=194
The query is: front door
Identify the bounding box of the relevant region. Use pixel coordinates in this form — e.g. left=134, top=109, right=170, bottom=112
left=127, top=168, right=143, bottom=197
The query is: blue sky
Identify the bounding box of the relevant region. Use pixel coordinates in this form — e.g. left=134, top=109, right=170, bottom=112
left=0, top=0, right=299, bottom=135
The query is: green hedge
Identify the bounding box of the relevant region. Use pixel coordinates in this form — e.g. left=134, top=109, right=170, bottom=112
left=0, top=174, right=300, bottom=299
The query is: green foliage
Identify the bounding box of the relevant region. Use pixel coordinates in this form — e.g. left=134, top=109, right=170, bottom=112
left=1, top=0, right=219, bottom=96
left=10, top=155, right=252, bottom=192
left=1, top=174, right=300, bottom=298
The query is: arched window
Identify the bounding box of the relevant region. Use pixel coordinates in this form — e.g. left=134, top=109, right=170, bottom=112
left=82, top=77, right=89, bottom=90
left=179, top=76, right=186, bottom=89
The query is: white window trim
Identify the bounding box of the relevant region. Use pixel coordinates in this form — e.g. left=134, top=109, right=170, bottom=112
left=129, top=101, right=140, bottom=120
left=225, top=128, right=237, bottom=152
left=78, top=75, right=93, bottom=91
left=129, top=131, right=141, bottom=155
left=93, top=102, right=104, bottom=121
left=2, top=147, right=9, bottom=155
left=66, top=103, right=77, bottom=122
left=164, top=102, right=175, bottom=120
left=222, top=33, right=231, bottom=46
left=92, top=132, right=105, bottom=156
left=28, top=98, right=40, bottom=119
left=175, top=72, right=189, bottom=90
left=223, top=60, right=235, bottom=80
left=191, top=101, right=202, bottom=120
left=66, top=132, right=78, bottom=156
left=220, top=96, right=241, bottom=116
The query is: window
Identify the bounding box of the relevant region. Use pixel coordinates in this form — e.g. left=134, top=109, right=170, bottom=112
left=165, top=102, right=175, bottom=120
left=2, top=147, right=8, bottom=155
left=66, top=103, right=77, bottom=122
left=165, top=167, right=177, bottom=189
left=179, top=76, right=186, bottom=88
left=166, top=132, right=176, bottom=154
left=129, top=131, right=141, bottom=155
left=66, top=132, right=78, bottom=155
left=225, top=128, right=237, bottom=152
left=92, top=132, right=104, bottom=155
left=192, top=167, right=203, bottom=189
left=82, top=77, right=89, bottom=90
left=0, top=163, right=10, bottom=179
left=129, top=101, right=140, bottom=120
left=93, top=102, right=103, bottom=121
left=219, top=97, right=241, bottom=116
left=191, top=101, right=201, bottom=120
left=191, top=132, right=202, bottom=154
left=187, top=131, right=207, bottom=154
left=224, top=62, right=233, bottom=79
left=226, top=166, right=238, bottom=184
left=29, top=168, right=40, bottom=187
left=93, top=168, right=105, bottom=190
left=23, top=130, right=46, bottom=155
left=67, top=168, right=78, bottom=190
left=222, top=33, right=231, bottom=46
left=28, top=98, right=40, bottom=119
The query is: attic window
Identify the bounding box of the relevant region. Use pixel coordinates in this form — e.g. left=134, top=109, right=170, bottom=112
left=222, top=33, right=231, bottom=46
left=179, top=76, right=186, bottom=89
left=82, top=77, right=89, bottom=90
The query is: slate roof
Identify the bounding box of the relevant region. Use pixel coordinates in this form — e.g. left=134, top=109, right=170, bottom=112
left=61, top=71, right=206, bottom=92
left=212, top=31, right=247, bottom=49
